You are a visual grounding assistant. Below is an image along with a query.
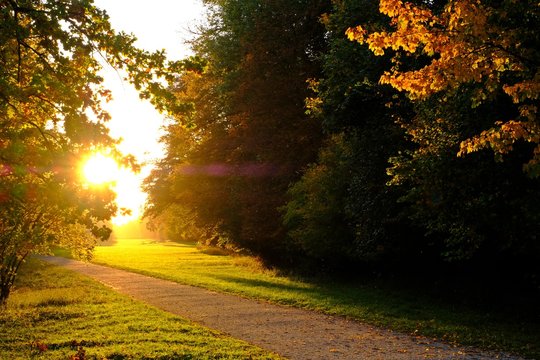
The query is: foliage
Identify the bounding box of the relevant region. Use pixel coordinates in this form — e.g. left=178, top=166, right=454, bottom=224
left=145, top=0, right=539, bottom=321
left=284, top=135, right=357, bottom=265
left=283, top=0, right=413, bottom=269
left=144, top=0, right=330, bottom=258
left=344, top=0, right=540, bottom=267
left=388, top=89, right=540, bottom=264
left=283, top=131, right=406, bottom=268
left=0, top=258, right=280, bottom=359
left=0, top=0, right=191, bottom=304
left=347, top=0, right=540, bottom=176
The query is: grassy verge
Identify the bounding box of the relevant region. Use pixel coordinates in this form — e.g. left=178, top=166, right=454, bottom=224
left=0, top=258, right=281, bottom=359
left=84, top=238, right=539, bottom=359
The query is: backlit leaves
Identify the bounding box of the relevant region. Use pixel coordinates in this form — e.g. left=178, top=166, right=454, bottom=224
left=0, top=0, right=190, bottom=304
left=347, top=0, right=540, bottom=176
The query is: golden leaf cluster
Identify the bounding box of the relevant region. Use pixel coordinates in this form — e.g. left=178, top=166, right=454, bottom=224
left=347, top=0, right=540, bottom=175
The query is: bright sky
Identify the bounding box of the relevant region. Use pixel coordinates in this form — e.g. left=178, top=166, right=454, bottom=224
left=91, top=0, right=205, bottom=225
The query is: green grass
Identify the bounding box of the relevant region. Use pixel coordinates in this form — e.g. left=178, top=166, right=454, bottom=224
left=0, top=258, right=281, bottom=359
left=85, top=238, right=539, bottom=359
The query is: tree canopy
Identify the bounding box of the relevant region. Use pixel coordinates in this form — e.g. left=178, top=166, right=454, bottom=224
left=144, top=0, right=330, bottom=259
left=5, top=0, right=536, bottom=304
left=347, top=0, right=540, bottom=176
left=143, top=0, right=539, bottom=289
left=0, top=0, right=191, bottom=304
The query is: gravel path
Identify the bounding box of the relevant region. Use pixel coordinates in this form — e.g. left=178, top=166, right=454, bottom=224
left=41, top=256, right=526, bottom=360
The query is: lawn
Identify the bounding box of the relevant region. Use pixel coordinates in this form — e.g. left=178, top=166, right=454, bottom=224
left=86, top=238, right=539, bottom=359
left=0, top=258, right=281, bottom=359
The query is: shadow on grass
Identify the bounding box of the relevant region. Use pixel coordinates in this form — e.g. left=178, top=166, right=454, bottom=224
left=207, top=273, right=540, bottom=356
left=208, top=273, right=321, bottom=294
left=206, top=273, right=428, bottom=321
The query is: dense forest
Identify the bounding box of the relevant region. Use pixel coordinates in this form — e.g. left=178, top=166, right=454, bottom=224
left=143, top=0, right=540, bottom=294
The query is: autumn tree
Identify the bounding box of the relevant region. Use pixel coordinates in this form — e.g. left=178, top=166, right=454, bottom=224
left=0, top=0, right=189, bottom=305
left=346, top=0, right=540, bottom=275
left=347, top=0, right=540, bottom=176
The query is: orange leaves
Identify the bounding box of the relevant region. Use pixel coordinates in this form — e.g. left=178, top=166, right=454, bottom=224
left=368, top=32, right=390, bottom=55
left=345, top=26, right=367, bottom=43
left=349, top=0, right=438, bottom=57
left=379, top=0, right=432, bottom=23
left=503, top=74, right=540, bottom=104
left=346, top=0, right=517, bottom=100
left=458, top=109, right=540, bottom=176
left=446, top=0, right=488, bottom=35
left=379, top=59, right=449, bottom=98
left=379, top=0, right=403, bottom=18
left=459, top=121, right=540, bottom=172
left=347, top=0, right=449, bottom=98
left=348, top=0, right=540, bottom=176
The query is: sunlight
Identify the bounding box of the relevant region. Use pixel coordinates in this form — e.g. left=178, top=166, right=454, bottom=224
left=83, top=0, right=205, bottom=230
left=82, top=153, right=119, bottom=185
left=81, top=152, right=146, bottom=226
left=112, top=168, right=147, bottom=226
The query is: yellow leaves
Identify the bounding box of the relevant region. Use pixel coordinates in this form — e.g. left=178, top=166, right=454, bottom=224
left=305, top=79, right=322, bottom=116
left=347, top=0, right=539, bottom=105
left=347, top=0, right=437, bottom=57
left=379, top=59, right=449, bottom=99
left=500, top=120, right=529, bottom=140
left=368, top=33, right=389, bottom=55
left=503, top=75, right=540, bottom=103
left=345, top=26, right=367, bottom=43
left=492, top=57, right=509, bottom=72
left=446, top=0, right=488, bottom=34
left=379, top=0, right=403, bottom=18
left=519, top=105, right=538, bottom=121
left=379, top=0, right=432, bottom=22
left=347, top=0, right=540, bottom=175
left=459, top=120, right=540, bottom=174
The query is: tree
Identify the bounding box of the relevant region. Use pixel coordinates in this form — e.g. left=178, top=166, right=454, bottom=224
left=0, top=0, right=190, bottom=305
left=345, top=0, right=540, bottom=274
left=347, top=0, right=540, bottom=176
left=283, top=0, right=415, bottom=271
left=144, top=0, right=330, bottom=260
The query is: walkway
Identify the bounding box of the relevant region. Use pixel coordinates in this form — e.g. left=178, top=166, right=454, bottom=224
left=41, top=256, right=524, bottom=360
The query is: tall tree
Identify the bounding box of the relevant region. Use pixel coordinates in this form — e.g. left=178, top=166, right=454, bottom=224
left=283, top=0, right=414, bottom=270
left=0, top=0, right=189, bottom=305
left=144, top=0, right=330, bottom=259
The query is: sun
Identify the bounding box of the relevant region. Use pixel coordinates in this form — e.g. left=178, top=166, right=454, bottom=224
left=82, top=153, right=119, bottom=185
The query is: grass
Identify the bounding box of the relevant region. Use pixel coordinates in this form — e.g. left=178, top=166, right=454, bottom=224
left=0, top=258, right=281, bottom=359
left=84, top=238, right=540, bottom=359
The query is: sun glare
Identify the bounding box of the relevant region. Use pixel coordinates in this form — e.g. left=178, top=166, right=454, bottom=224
left=112, top=168, right=147, bottom=226
left=82, top=153, right=119, bottom=185
left=81, top=152, right=147, bottom=226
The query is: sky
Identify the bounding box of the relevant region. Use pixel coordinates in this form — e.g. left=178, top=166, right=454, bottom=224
left=91, top=0, right=206, bottom=225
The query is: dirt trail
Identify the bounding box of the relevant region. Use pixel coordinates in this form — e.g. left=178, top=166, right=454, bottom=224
left=41, top=256, right=525, bottom=360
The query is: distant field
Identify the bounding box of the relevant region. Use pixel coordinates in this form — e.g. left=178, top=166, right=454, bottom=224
left=0, top=258, right=281, bottom=359
left=86, top=238, right=539, bottom=359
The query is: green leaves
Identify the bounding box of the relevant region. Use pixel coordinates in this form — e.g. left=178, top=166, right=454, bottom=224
left=143, top=0, right=330, bottom=257
left=0, top=0, right=192, bottom=304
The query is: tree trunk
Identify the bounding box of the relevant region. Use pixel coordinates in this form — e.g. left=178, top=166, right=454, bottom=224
left=0, top=280, right=11, bottom=307
left=0, top=256, right=24, bottom=307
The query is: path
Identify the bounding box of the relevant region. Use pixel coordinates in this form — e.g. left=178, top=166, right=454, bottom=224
left=41, top=256, right=525, bottom=360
